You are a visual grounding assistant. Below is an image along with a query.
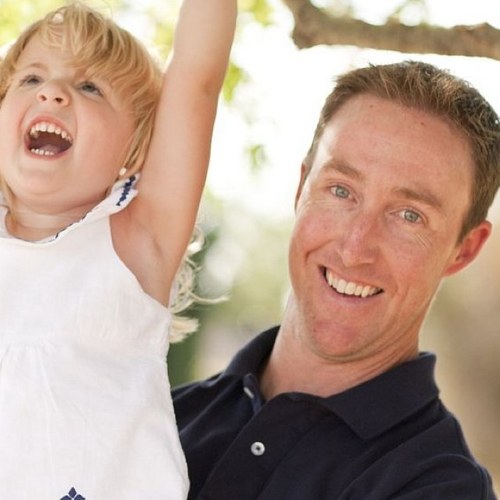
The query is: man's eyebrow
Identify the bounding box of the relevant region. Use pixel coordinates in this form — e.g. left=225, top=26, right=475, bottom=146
left=394, top=186, right=444, bottom=211
left=322, top=159, right=363, bottom=181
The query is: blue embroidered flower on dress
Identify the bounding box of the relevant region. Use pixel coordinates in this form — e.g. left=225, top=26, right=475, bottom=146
left=61, top=487, right=85, bottom=500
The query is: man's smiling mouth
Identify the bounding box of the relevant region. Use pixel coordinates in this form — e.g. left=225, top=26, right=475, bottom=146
left=324, top=269, right=383, bottom=298
left=26, top=120, right=73, bottom=157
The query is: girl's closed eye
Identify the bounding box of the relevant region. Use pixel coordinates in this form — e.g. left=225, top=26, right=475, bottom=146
left=19, top=74, right=42, bottom=87
left=79, top=81, right=103, bottom=96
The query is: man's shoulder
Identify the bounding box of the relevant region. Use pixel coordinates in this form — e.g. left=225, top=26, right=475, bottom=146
left=173, top=327, right=278, bottom=406
left=173, top=372, right=226, bottom=402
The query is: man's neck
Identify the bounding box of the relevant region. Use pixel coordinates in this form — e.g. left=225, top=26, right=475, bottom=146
left=260, top=319, right=418, bottom=400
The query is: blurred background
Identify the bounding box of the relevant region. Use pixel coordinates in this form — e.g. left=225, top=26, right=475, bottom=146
left=2, top=0, right=499, bottom=491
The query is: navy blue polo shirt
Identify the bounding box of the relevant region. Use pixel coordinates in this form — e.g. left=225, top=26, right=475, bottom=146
left=173, top=327, right=496, bottom=499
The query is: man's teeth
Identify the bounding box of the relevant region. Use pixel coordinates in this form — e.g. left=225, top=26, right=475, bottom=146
left=325, top=270, right=381, bottom=298
left=29, top=121, right=73, bottom=143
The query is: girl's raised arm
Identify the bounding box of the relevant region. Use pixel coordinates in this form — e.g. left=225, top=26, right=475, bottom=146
left=117, top=0, right=237, bottom=301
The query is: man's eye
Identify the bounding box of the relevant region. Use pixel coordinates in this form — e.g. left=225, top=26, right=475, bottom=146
left=80, top=81, right=102, bottom=95
left=331, top=185, right=350, bottom=199
left=400, top=209, right=421, bottom=223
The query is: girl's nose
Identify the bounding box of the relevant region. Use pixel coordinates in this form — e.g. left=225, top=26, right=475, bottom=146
left=36, top=82, right=70, bottom=106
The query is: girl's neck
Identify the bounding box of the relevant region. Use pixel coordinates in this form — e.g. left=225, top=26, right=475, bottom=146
left=5, top=206, right=87, bottom=241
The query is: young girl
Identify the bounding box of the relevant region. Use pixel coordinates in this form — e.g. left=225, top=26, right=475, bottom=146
left=0, top=0, right=236, bottom=498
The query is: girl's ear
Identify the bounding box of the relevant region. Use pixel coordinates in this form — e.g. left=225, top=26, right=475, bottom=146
left=444, top=220, right=491, bottom=277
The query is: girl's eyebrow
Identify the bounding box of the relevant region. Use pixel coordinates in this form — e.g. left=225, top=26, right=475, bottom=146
left=15, top=61, right=47, bottom=73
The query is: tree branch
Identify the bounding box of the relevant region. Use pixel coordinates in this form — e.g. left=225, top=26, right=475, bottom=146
left=281, top=0, right=500, bottom=60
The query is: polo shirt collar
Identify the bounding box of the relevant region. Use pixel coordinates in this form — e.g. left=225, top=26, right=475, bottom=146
left=225, top=326, right=278, bottom=376
left=224, top=326, right=440, bottom=440
left=317, top=354, right=439, bottom=439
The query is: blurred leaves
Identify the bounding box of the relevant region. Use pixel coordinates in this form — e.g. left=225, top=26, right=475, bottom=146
left=0, top=0, right=60, bottom=46
left=246, top=143, right=267, bottom=172
left=239, top=0, right=274, bottom=26
left=222, top=61, right=247, bottom=103
left=0, top=0, right=124, bottom=47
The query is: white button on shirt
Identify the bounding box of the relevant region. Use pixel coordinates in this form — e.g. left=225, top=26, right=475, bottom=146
left=251, top=442, right=266, bottom=456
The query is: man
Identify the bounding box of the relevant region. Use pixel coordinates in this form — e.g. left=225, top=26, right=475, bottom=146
left=173, top=61, right=500, bottom=499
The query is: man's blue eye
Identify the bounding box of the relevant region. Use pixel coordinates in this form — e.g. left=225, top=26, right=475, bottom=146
left=402, top=209, right=420, bottom=223
left=332, top=185, right=349, bottom=199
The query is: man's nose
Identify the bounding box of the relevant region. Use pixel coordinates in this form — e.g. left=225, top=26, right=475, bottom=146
left=337, top=212, right=381, bottom=268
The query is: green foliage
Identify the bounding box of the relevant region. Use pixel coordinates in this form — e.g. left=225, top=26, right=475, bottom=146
left=239, top=0, right=274, bottom=26
left=246, top=143, right=267, bottom=173
left=0, top=0, right=126, bottom=47
left=0, top=0, right=60, bottom=46
left=201, top=205, right=291, bottom=338
left=140, top=2, right=178, bottom=59
left=222, top=61, right=247, bottom=103
left=168, top=226, right=222, bottom=386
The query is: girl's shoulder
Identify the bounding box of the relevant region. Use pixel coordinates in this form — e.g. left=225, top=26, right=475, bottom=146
left=51, top=175, right=139, bottom=243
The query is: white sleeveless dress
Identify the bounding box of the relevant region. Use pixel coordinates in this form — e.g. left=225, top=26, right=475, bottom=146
left=0, top=177, right=189, bottom=499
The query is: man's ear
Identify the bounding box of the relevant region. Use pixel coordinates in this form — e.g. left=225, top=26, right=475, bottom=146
left=294, top=163, right=308, bottom=210
left=444, top=220, right=492, bottom=277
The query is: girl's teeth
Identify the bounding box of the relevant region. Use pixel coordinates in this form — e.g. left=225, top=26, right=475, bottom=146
left=31, top=149, right=55, bottom=156
left=29, top=121, right=73, bottom=143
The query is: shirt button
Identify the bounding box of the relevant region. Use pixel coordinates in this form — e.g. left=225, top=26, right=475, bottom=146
left=250, top=441, right=265, bottom=456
